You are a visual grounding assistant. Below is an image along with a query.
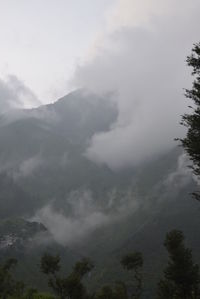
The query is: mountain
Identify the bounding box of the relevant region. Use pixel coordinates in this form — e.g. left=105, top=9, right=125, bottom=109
left=0, top=217, right=81, bottom=290
left=0, top=90, right=120, bottom=217
left=0, top=89, right=199, bottom=298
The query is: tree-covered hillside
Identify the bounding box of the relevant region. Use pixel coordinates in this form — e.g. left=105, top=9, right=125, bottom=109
left=0, top=86, right=199, bottom=298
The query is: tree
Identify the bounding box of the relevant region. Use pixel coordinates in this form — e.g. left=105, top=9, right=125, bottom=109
left=157, top=230, right=200, bottom=299
left=0, top=258, right=25, bottom=299
left=40, top=253, right=60, bottom=276
left=179, top=42, right=200, bottom=199
left=121, top=252, right=143, bottom=299
left=113, top=282, right=128, bottom=299
left=72, top=257, right=94, bottom=279
left=24, top=288, right=55, bottom=299
left=40, top=253, right=94, bottom=299
left=94, top=283, right=128, bottom=299
left=94, top=285, right=114, bottom=299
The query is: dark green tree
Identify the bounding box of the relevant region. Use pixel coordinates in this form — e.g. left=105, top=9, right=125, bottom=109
left=121, top=252, right=143, bottom=299
left=94, top=282, right=128, bottom=299
left=94, top=285, right=114, bottom=299
left=40, top=253, right=60, bottom=276
left=157, top=230, right=200, bottom=299
left=113, top=282, right=128, bottom=299
left=179, top=42, right=200, bottom=199
left=0, top=258, right=25, bottom=299
left=72, top=257, right=94, bottom=279
left=40, top=253, right=93, bottom=299
left=24, top=287, right=38, bottom=299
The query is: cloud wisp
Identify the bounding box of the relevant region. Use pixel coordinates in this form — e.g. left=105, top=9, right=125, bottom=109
left=0, top=75, right=40, bottom=114
left=12, top=155, right=44, bottom=180
left=34, top=189, right=139, bottom=246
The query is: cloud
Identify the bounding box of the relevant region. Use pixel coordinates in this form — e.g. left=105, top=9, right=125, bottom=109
left=72, top=0, right=200, bottom=170
left=34, top=189, right=139, bottom=245
left=106, top=0, right=192, bottom=30
left=164, top=153, right=193, bottom=189
left=33, top=152, right=199, bottom=246
left=163, top=153, right=200, bottom=189
left=11, top=155, right=43, bottom=180
left=145, top=152, right=198, bottom=205
left=0, top=75, right=40, bottom=114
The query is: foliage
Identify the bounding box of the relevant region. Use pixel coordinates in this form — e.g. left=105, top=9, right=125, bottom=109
left=157, top=230, right=200, bottom=299
left=72, top=257, right=94, bottom=279
left=26, top=293, right=55, bottom=299
left=40, top=254, right=93, bottom=299
left=8, top=289, right=55, bottom=299
left=40, top=253, right=60, bottom=275
left=121, top=252, right=143, bottom=271
left=94, top=282, right=128, bottom=299
left=94, top=285, right=114, bottom=299
left=0, top=258, right=25, bottom=299
left=179, top=42, right=200, bottom=199
left=121, top=252, right=143, bottom=299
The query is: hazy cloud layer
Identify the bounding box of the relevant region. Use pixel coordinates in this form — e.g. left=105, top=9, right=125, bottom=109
left=35, top=189, right=139, bottom=245
left=34, top=152, right=197, bottom=246
left=72, top=0, right=200, bottom=170
left=0, top=75, right=40, bottom=113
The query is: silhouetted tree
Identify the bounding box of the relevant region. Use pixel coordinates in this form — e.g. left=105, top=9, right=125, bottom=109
left=40, top=253, right=60, bottom=276
left=113, top=282, right=128, bottom=299
left=94, top=282, right=128, bottom=299
left=157, top=230, right=200, bottom=299
left=179, top=42, right=200, bottom=200
left=0, top=258, right=25, bottom=299
left=73, top=257, right=94, bottom=279
left=40, top=254, right=93, bottom=299
left=94, top=285, right=114, bottom=299
left=121, top=252, right=143, bottom=299
left=24, top=287, right=38, bottom=299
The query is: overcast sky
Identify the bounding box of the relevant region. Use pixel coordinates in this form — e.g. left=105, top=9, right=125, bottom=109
left=0, top=0, right=115, bottom=102
left=0, top=0, right=199, bottom=103
left=0, top=0, right=200, bottom=169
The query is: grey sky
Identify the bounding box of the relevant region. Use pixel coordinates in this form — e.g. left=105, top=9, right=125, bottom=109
left=0, top=0, right=115, bottom=102
left=0, top=0, right=200, bottom=170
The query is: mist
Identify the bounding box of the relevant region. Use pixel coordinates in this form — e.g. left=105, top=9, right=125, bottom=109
left=12, top=155, right=44, bottom=180
left=34, top=189, right=139, bottom=246
left=33, top=150, right=197, bottom=246
left=72, top=0, right=200, bottom=170
left=0, top=75, right=40, bottom=114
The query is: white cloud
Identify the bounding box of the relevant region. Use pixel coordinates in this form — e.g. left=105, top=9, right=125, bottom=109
left=72, top=0, right=200, bottom=170
left=12, top=155, right=43, bottom=180
left=34, top=189, right=139, bottom=245
left=164, top=153, right=193, bottom=189
left=0, top=75, right=40, bottom=114
left=106, top=0, right=200, bottom=30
